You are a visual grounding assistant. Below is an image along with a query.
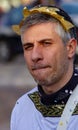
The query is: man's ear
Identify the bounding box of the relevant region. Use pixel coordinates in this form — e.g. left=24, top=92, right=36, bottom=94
left=66, top=38, right=77, bottom=59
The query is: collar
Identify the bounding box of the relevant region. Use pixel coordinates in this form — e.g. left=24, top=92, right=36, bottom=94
left=38, top=68, right=78, bottom=106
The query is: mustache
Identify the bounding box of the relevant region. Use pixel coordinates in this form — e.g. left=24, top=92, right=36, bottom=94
left=31, top=64, right=50, bottom=70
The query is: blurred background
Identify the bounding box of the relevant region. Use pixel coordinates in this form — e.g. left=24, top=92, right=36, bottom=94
left=0, top=0, right=78, bottom=130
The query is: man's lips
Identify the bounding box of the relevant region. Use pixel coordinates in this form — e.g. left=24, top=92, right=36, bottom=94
left=31, top=65, right=50, bottom=70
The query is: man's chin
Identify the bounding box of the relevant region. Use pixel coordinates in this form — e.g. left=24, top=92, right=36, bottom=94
left=34, top=78, right=51, bottom=87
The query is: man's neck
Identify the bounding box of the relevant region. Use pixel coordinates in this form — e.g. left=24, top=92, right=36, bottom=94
left=38, top=67, right=78, bottom=106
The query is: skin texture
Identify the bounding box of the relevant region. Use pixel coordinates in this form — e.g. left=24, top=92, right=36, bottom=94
left=21, top=22, right=77, bottom=94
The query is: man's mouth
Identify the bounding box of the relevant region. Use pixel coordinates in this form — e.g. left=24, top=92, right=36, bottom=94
left=32, top=65, right=50, bottom=71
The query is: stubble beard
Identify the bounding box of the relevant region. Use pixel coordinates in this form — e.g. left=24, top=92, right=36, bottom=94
left=32, top=60, right=69, bottom=88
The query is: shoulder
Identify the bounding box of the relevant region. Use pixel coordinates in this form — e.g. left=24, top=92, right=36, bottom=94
left=11, top=87, right=38, bottom=129
left=15, top=87, right=38, bottom=106
left=11, top=87, right=38, bottom=115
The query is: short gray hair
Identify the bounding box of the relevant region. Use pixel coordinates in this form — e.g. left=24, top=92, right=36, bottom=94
left=21, top=12, right=76, bottom=44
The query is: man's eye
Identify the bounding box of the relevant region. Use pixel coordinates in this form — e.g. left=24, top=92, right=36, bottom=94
left=43, top=41, right=51, bottom=46
left=24, top=45, right=33, bottom=51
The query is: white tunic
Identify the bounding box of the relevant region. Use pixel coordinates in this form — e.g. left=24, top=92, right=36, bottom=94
left=11, top=87, right=78, bottom=130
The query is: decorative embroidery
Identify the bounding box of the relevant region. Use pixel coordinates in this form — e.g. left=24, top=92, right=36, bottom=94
left=28, top=91, right=78, bottom=117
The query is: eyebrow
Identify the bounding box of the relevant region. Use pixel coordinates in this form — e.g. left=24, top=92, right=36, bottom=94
left=23, top=42, right=32, bottom=46
left=37, top=38, right=53, bottom=43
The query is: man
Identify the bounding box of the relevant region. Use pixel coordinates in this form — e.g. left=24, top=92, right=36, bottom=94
left=11, top=5, right=78, bottom=130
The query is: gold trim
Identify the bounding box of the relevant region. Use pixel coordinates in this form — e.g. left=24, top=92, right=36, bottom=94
left=28, top=91, right=78, bottom=117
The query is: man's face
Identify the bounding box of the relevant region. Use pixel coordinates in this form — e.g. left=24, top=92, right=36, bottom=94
left=22, top=22, right=70, bottom=88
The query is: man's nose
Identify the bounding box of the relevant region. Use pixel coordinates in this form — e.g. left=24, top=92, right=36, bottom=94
left=31, top=45, right=43, bottom=62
